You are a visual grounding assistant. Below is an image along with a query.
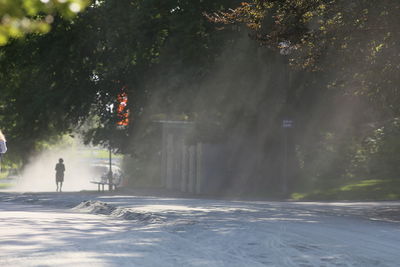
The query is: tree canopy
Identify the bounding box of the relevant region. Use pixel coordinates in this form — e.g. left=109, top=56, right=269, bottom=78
left=1, top=0, right=400, bottom=198
left=0, top=0, right=241, bottom=159
left=209, top=0, right=400, bottom=117
left=0, top=0, right=91, bottom=45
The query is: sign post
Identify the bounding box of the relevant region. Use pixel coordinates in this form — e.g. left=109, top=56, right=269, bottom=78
left=282, top=119, right=294, bottom=195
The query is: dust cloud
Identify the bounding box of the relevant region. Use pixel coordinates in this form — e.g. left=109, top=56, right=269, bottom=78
left=12, top=141, right=102, bottom=192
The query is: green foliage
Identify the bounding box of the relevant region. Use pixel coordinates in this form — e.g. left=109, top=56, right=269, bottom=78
left=2, top=0, right=400, bottom=199
left=292, top=117, right=400, bottom=199
left=358, top=119, right=400, bottom=180
left=0, top=0, right=91, bottom=45
left=292, top=179, right=400, bottom=201
left=0, top=16, right=99, bottom=160
left=0, top=183, right=11, bottom=189
left=0, top=0, right=241, bottom=161
left=212, top=0, right=400, bottom=116
left=0, top=171, right=8, bottom=179
left=202, top=0, right=400, bottom=197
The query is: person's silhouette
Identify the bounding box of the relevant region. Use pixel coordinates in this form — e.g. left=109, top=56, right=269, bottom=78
left=55, top=158, right=65, bottom=192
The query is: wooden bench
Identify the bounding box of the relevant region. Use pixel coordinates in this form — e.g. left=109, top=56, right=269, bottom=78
left=90, top=181, right=112, bottom=192
left=91, top=173, right=122, bottom=192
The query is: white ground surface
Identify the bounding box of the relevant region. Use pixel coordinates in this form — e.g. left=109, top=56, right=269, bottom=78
left=0, top=192, right=400, bottom=267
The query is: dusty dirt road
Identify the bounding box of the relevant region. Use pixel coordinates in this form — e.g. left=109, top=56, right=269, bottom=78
left=0, top=192, right=400, bottom=266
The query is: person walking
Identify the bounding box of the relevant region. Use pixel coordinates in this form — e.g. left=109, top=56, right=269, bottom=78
left=55, top=158, right=65, bottom=192
left=0, top=130, right=7, bottom=172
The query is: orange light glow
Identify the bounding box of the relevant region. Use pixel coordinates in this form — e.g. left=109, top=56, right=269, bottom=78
left=117, top=92, right=129, bottom=126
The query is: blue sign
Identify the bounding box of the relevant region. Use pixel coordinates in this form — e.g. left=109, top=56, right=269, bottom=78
left=282, top=119, right=294, bottom=128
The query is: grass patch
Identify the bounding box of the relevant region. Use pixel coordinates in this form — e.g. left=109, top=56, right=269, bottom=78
left=0, top=170, right=9, bottom=179
left=291, top=179, right=400, bottom=201
left=0, top=183, right=11, bottom=189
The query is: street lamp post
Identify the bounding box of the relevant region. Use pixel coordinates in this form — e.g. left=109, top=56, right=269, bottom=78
left=104, top=88, right=128, bottom=192
left=108, top=142, right=113, bottom=191
left=106, top=101, right=114, bottom=192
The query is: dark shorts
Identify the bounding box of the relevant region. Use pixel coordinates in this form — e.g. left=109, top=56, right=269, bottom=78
left=56, top=173, right=64, bottom=182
